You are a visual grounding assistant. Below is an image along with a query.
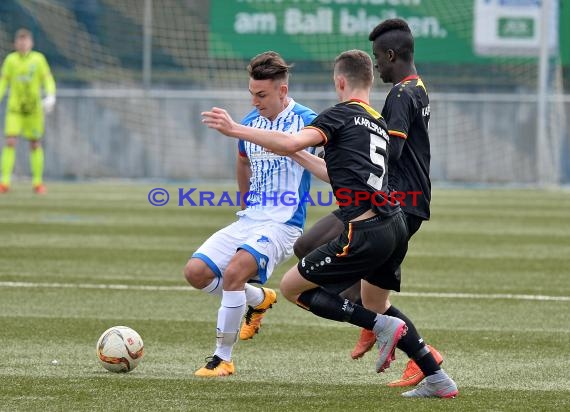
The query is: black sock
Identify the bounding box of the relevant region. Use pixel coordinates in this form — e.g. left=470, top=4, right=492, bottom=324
left=414, top=351, right=441, bottom=377
left=298, top=287, right=376, bottom=330
left=384, top=305, right=440, bottom=376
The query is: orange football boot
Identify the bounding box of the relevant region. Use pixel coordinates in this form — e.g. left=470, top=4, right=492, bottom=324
left=351, top=328, right=377, bottom=359
left=33, top=184, right=47, bottom=195
left=195, top=355, right=235, bottom=377
left=388, top=345, right=444, bottom=387
left=239, top=287, right=277, bottom=340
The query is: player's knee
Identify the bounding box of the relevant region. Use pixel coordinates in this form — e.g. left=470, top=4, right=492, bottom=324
left=339, top=282, right=361, bottom=303
left=223, top=263, right=251, bottom=290
left=30, top=141, right=41, bottom=150
left=183, top=258, right=212, bottom=289
left=279, top=273, right=300, bottom=303
left=279, top=283, right=296, bottom=303
left=5, top=137, right=17, bottom=147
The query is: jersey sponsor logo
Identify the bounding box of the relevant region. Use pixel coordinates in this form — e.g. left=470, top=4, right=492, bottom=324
left=249, top=150, right=282, bottom=160
left=353, top=116, right=388, bottom=140
left=16, top=64, right=37, bottom=83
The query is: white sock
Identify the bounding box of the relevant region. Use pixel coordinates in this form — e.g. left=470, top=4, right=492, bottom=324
left=214, top=290, right=246, bottom=361
left=201, top=277, right=223, bottom=297
left=244, top=284, right=264, bottom=307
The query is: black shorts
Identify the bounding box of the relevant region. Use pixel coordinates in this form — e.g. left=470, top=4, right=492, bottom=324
left=332, top=209, right=422, bottom=239
left=298, top=211, right=408, bottom=292
left=405, top=213, right=423, bottom=238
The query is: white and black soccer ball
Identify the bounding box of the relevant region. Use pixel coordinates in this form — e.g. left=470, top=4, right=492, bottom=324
left=96, top=326, right=144, bottom=373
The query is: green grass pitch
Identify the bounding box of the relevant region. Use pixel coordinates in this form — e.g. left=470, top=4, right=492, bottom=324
left=0, top=182, right=569, bottom=411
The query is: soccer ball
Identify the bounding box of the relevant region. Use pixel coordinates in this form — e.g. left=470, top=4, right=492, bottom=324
left=96, top=326, right=144, bottom=373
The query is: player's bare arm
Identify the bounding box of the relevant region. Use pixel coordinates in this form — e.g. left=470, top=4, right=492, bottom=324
left=290, top=150, right=329, bottom=183
left=236, top=154, right=251, bottom=210
left=202, top=107, right=324, bottom=154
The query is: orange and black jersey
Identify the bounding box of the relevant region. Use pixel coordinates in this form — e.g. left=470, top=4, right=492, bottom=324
left=382, top=75, right=431, bottom=220
left=306, top=99, right=400, bottom=222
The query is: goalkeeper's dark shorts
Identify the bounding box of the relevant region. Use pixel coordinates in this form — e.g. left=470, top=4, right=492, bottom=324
left=298, top=210, right=408, bottom=292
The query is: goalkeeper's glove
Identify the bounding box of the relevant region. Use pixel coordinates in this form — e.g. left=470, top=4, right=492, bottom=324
left=42, top=95, right=56, bottom=113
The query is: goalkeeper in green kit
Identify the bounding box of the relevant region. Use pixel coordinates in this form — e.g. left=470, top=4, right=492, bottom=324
left=0, top=28, right=56, bottom=194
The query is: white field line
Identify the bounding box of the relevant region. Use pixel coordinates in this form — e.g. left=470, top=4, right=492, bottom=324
left=0, top=281, right=569, bottom=302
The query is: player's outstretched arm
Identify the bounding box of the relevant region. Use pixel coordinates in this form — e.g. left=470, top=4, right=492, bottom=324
left=202, top=107, right=324, bottom=155
left=290, top=151, right=329, bottom=183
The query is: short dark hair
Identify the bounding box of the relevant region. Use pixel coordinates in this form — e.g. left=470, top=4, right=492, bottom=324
left=247, top=51, right=291, bottom=82
left=334, top=50, right=373, bottom=89
left=368, top=18, right=414, bottom=63
left=15, top=28, right=33, bottom=40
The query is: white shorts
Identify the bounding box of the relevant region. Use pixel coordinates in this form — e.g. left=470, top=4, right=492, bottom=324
left=192, top=216, right=302, bottom=284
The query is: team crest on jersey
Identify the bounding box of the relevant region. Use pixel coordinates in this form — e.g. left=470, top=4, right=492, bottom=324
left=257, top=235, right=270, bottom=244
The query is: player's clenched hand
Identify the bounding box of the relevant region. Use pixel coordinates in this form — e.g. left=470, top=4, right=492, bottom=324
left=201, top=107, right=237, bottom=137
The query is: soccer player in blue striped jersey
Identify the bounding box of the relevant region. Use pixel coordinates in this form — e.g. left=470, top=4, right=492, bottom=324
left=184, top=51, right=317, bottom=377
left=237, top=102, right=316, bottom=228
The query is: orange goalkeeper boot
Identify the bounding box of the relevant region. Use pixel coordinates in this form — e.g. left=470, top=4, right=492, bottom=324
left=33, top=184, right=47, bottom=195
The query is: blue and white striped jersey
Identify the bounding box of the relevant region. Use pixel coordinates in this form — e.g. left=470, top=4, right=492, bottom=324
left=237, top=98, right=317, bottom=229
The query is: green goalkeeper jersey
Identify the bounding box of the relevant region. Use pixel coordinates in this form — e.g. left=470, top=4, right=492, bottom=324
left=0, top=51, right=56, bottom=114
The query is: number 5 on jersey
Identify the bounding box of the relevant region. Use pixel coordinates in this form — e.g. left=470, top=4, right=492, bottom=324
left=367, top=133, right=388, bottom=191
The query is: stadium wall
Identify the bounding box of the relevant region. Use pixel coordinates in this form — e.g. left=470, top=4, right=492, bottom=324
left=3, top=89, right=568, bottom=185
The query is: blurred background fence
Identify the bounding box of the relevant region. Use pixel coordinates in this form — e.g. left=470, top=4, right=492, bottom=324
left=1, top=0, right=568, bottom=184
